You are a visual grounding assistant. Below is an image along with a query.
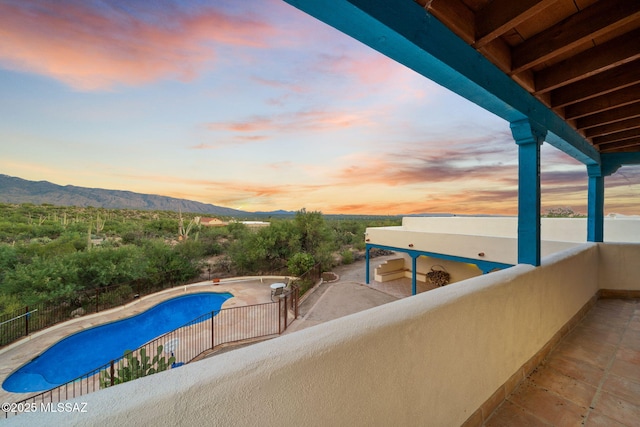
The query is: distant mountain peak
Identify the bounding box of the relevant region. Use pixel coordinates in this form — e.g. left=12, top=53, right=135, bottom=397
left=0, top=174, right=249, bottom=216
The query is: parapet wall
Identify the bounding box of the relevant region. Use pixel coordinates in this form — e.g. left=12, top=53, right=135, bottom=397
left=598, top=243, right=640, bottom=291
left=398, top=216, right=640, bottom=243
left=13, top=243, right=627, bottom=426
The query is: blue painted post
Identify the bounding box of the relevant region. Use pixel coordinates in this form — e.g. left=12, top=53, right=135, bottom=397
left=510, top=119, right=546, bottom=266
left=587, top=165, right=604, bottom=242
left=411, top=254, right=417, bottom=296
left=365, top=244, right=370, bottom=284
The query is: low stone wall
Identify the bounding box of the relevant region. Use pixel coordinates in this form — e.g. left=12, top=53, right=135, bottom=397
left=11, top=243, right=640, bottom=427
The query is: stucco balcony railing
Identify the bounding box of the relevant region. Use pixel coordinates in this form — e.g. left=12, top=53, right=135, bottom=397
left=7, top=243, right=640, bottom=426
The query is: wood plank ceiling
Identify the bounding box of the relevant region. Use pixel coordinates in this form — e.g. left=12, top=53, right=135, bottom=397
left=417, top=0, right=640, bottom=154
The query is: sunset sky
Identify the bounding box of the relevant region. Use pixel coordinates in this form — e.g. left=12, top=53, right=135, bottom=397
left=1, top=0, right=638, bottom=215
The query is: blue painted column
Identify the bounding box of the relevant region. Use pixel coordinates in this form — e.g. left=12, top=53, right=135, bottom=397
left=365, top=244, right=371, bottom=284
left=510, top=119, right=547, bottom=266
left=411, top=253, right=418, bottom=296
left=587, top=165, right=604, bottom=242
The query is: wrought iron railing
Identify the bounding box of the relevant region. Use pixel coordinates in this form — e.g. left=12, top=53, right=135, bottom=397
left=4, top=288, right=299, bottom=418
left=0, top=280, right=180, bottom=347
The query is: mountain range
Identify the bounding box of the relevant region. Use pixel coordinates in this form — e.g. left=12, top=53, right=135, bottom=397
left=0, top=174, right=262, bottom=216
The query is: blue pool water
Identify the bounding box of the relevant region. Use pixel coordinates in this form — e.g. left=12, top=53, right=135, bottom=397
left=3, top=292, right=232, bottom=393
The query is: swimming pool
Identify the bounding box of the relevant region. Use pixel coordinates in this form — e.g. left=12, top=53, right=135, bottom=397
left=3, top=292, right=232, bottom=393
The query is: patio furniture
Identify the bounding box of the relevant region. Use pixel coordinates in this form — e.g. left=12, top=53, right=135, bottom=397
left=270, top=282, right=286, bottom=301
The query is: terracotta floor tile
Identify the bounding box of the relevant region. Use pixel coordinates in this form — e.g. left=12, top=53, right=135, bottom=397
left=627, top=314, right=640, bottom=330
left=552, top=340, right=616, bottom=370
left=616, top=347, right=640, bottom=366
left=584, top=305, right=630, bottom=320
left=484, top=300, right=640, bottom=426
left=584, top=411, right=629, bottom=427
left=581, top=316, right=629, bottom=333
left=602, top=374, right=640, bottom=406
left=620, top=330, right=640, bottom=352
left=545, top=354, right=606, bottom=387
left=568, top=325, right=624, bottom=347
left=527, top=365, right=597, bottom=408
left=508, top=381, right=587, bottom=426
left=485, top=400, right=551, bottom=427
left=609, top=357, right=640, bottom=381
left=562, top=330, right=619, bottom=353
left=592, top=391, right=640, bottom=426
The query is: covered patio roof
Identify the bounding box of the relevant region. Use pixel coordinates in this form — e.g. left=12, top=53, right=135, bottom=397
left=284, top=0, right=640, bottom=264
left=424, top=0, right=640, bottom=158
left=284, top=0, right=640, bottom=166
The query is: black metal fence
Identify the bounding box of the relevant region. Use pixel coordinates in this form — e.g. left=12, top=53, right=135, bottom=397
left=1, top=281, right=184, bottom=347
left=4, top=288, right=299, bottom=418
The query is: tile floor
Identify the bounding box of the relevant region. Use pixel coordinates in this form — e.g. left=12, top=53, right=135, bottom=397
left=485, top=298, right=640, bottom=426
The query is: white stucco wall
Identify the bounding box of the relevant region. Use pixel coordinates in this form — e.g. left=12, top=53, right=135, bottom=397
left=598, top=243, right=640, bottom=291
left=389, top=216, right=640, bottom=243
left=366, top=217, right=640, bottom=266
left=9, top=243, right=619, bottom=427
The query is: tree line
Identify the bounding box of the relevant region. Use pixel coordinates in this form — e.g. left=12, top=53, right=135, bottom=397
left=0, top=203, right=400, bottom=315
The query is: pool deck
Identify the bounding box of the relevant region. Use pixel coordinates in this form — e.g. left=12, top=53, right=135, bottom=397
left=0, top=277, right=287, bottom=404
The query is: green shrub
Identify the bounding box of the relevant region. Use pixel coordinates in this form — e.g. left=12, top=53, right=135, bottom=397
left=287, top=252, right=315, bottom=277
left=341, top=250, right=354, bottom=265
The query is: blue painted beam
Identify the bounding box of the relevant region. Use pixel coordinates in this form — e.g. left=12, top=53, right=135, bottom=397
left=365, top=243, right=513, bottom=276
left=602, top=152, right=640, bottom=174
left=283, top=0, right=600, bottom=166
left=511, top=119, right=546, bottom=266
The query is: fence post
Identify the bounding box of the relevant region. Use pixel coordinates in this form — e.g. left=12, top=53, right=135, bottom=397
left=211, top=311, right=215, bottom=350
left=294, top=287, right=299, bottom=319
left=25, top=306, right=29, bottom=337
left=110, top=360, right=115, bottom=387
left=278, top=298, right=282, bottom=335
left=283, top=294, right=288, bottom=331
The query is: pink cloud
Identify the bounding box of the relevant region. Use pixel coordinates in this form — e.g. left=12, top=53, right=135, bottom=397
left=322, top=54, right=399, bottom=86
left=204, top=110, right=372, bottom=141
left=0, top=1, right=280, bottom=90
left=333, top=149, right=519, bottom=187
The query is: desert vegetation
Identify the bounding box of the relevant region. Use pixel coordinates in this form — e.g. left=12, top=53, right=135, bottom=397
left=0, top=203, right=400, bottom=316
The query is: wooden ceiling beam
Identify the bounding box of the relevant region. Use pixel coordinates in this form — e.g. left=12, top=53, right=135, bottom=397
left=511, top=0, right=640, bottom=74
left=576, top=102, right=640, bottom=130
left=550, top=60, right=640, bottom=108
left=564, top=83, right=640, bottom=120
left=593, top=129, right=640, bottom=145
left=422, top=0, right=475, bottom=44
left=474, top=0, right=555, bottom=49
left=535, top=27, right=640, bottom=94
left=585, top=117, right=640, bottom=138
left=598, top=137, right=640, bottom=153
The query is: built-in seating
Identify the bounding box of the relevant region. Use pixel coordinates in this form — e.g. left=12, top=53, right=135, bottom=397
left=374, top=258, right=430, bottom=283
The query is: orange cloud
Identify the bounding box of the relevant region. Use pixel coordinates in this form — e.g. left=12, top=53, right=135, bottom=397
left=0, top=2, right=280, bottom=90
